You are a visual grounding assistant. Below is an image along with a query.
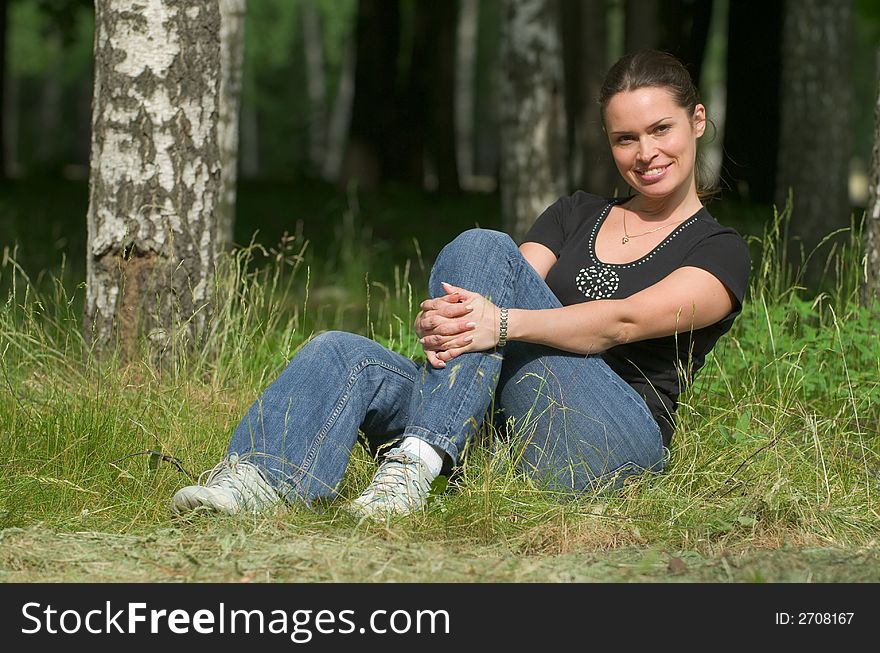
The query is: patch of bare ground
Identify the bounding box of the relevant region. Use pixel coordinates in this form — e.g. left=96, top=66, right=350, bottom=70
left=2, top=526, right=879, bottom=583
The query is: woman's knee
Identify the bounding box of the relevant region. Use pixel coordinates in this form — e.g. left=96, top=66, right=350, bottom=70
left=436, top=229, right=517, bottom=266
left=298, top=331, right=375, bottom=367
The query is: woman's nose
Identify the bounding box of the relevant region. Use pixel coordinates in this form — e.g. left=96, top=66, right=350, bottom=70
left=637, top=138, right=657, bottom=162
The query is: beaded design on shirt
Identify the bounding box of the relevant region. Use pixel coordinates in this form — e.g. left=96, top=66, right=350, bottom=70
left=575, top=200, right=699, bottom=301
left=576, top=265, right=620, bottom=299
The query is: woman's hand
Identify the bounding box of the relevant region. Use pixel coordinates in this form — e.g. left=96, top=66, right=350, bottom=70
left=418, top=282, right=500, bottom=365
left=414, top=285, right=475, bottom=368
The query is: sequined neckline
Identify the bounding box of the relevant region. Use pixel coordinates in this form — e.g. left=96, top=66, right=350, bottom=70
left=590, top=199, right=702, bottom=269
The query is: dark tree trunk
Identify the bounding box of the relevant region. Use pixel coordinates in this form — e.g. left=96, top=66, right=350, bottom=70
left=322, top=38, right=355, bottom=183
left=455, top=0, right=479, bottom=186
left=385, top=1, right=426, bottom=184
left=339, top=0, right=401, bottom=189
left=624, top=0, right=660, bottom=52
left=302, top=0, right=327, bottom=175
left=776, top=0, right=852, bottom=275
left=722, top=0, right=782, bottom=204
left=36, top=34, right=63, bottom=171
left=561, top=0, right=616, bottom=195
left=0, top=0, right=7, bottom=180
left=424, top=0, right=459, bottom=193
left=660, top=0, right=713, bottom=86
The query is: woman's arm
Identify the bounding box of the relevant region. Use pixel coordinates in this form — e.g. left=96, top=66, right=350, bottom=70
left=508, top=266, right=736, bottom=354
left=427, top=266, right=736, bottom=361
left=519, top=242, right=556, bottom=279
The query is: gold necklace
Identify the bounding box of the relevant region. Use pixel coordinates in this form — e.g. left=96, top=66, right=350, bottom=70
left=621, top=208, right=686, bottom=245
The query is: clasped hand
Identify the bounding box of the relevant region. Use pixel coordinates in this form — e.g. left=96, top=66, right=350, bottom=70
left=414, top=282, right=499, bottom=368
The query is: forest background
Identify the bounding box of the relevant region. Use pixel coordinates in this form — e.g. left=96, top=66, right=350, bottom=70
left=1, top=0, right=880, bottom=583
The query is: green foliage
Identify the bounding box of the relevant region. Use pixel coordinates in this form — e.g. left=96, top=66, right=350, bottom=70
left=8, top=1, right=93, bottom=79
left=242, top=0, right=357, bottom=175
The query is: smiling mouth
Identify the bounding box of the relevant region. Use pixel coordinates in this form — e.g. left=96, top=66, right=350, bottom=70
left=636, top=165, right=668, bottom=177
left=635, top=164, right=670, bottom=182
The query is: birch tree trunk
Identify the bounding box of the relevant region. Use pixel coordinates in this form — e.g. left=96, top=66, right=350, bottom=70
left=85, top=0, right=222, bottom=362
left=217, top=0, right=246, bottom=248
left=864, top=49, right=880, bottom=305
left=776, top=0, right=851, bottom=276
left=499, top=0, right=566, bottom=240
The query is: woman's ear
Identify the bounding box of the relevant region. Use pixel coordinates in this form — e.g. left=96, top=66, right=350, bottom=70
left=693, top=103, right=707, bottom=138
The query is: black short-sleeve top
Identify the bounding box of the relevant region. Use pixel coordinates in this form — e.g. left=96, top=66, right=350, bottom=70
left=523, top=191, right=752, bottom=446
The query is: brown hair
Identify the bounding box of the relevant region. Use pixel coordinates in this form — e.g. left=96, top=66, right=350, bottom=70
left=599, top=50, right=715, bottom=198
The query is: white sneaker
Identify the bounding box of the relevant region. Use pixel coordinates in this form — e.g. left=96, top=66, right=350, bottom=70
left=349, top=447, right=433, bottom=520
left=170, top=453, right=281, bottom=515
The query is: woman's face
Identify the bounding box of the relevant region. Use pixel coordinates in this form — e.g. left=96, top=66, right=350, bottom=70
left=604, top=86, right=705, bottom=200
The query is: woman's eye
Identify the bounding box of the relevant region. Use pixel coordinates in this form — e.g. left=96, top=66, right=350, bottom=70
left=617, top=135, right=634, bottom=144
left=654, top=124, right=671, bottom=134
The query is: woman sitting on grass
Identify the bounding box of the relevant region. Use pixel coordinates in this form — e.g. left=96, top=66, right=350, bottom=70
left=171, top=50, right=751, bottom=519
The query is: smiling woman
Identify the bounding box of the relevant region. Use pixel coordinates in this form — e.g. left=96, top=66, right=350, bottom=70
left=168, top=50, right=751, bottom=522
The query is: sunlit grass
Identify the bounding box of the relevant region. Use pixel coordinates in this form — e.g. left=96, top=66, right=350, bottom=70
left=1, top=195, right=878, bottom=561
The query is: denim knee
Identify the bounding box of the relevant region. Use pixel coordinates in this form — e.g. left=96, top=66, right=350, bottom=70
left=437, top=229, right=517, bottom=267
left=306, top=331, right=371, bottom=364
left=431, top=229, right=518, bottom=294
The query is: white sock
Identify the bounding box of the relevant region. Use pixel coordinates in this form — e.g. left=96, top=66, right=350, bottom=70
left=398, top=436, right=445, bottom=478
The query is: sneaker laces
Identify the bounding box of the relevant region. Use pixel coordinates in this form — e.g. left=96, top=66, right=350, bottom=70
left=199, top=453, right=278, bottom=508
left=359, top=449, right=432, bottom=508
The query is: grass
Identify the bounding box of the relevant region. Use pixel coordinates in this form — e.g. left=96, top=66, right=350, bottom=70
left=1, top=180, right=879, bottom=581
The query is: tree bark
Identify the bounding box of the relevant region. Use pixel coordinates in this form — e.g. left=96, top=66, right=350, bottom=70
left=722, top=0, right=782, bottom=204
left=864, top=48, right=880, bottom=305
left=86, top=0, right=222, bottom=363
left=424, top=0, right=459, bottom=193
left=385, top=1, right=427, bottom=185
left=217, top=0, right=245, bottom=248
left=624, top=0, right=660, bottom=52
left=0, top=0, right=7, bottom=180
left=499, top=0, right=566, bottom=240
left=455, top=0, right=479, bottom=187
left=302, top=0, right=327, bottom=176
left=561, top=0, right=616, bottom=195
left=2, top=68, right=16, bottom=178
left=36, top=33, right=63, bottom=171
left=775, top=0, right=851, bottom=273
left=660, top=0, right=713, bottom=86
left=321, top=37, right=354, bottom=183
left=339, top=0, right=400, bottom=189
left=239, top=81, right=260, bottom=179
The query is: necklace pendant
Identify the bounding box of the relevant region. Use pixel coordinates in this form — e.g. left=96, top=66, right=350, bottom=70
left=621, top=236, right=629, bottom=244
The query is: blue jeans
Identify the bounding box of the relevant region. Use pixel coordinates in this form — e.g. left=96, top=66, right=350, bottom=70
left=228, top=229, right=665, bottom=503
